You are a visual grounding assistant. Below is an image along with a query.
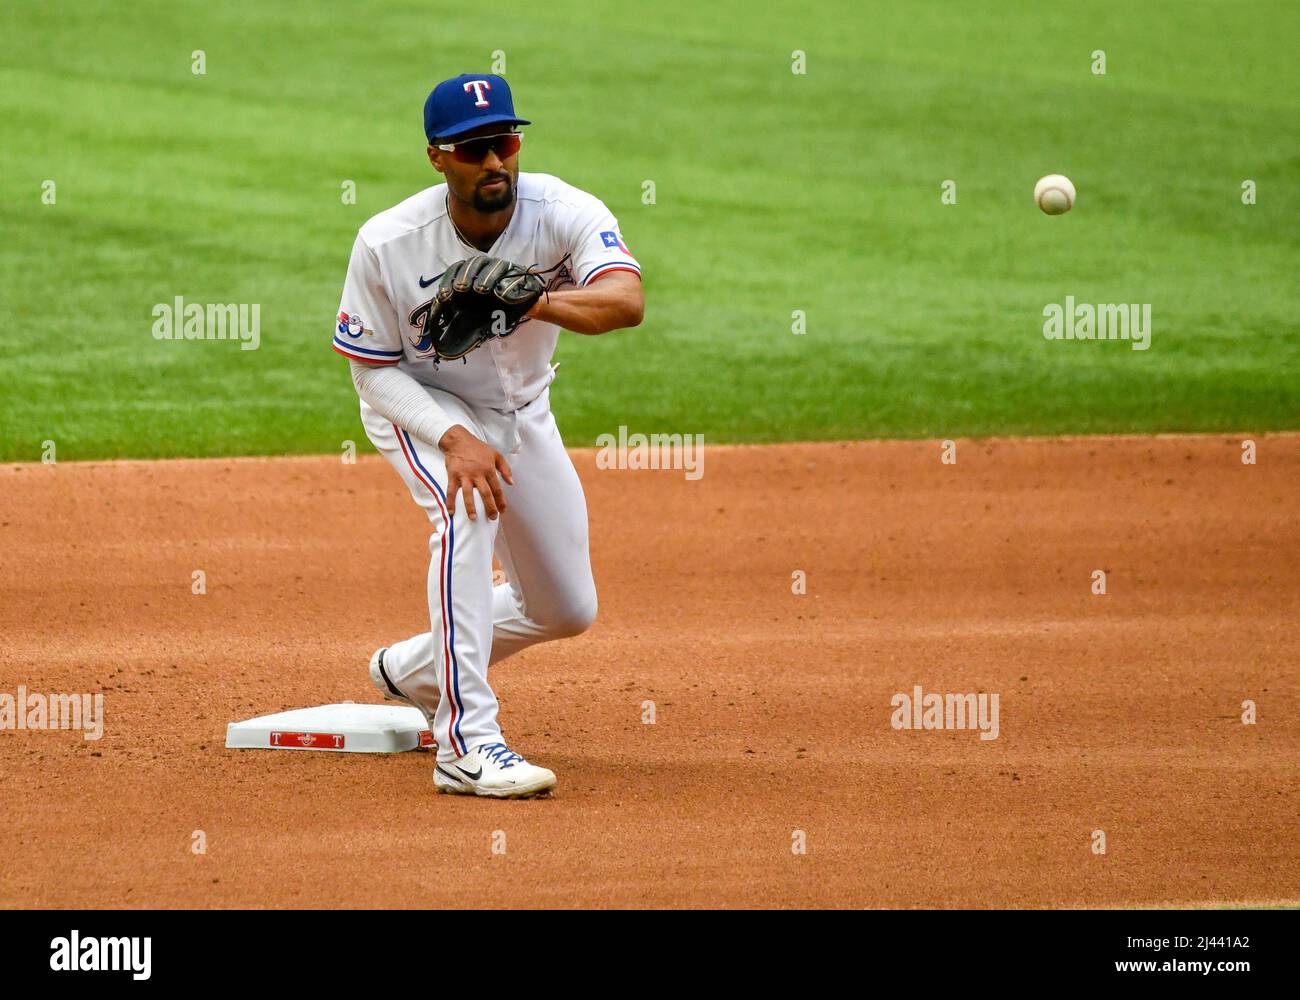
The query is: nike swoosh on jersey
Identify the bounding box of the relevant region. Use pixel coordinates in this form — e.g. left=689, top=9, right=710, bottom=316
left=418, top=270, right=447, bottom=288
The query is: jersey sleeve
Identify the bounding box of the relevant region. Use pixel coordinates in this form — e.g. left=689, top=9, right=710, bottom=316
left=563, top=194, right=641, bottom=287
left=332, top=233, right=405, bottom=365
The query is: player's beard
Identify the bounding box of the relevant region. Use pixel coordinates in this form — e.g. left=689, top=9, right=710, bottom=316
left=472, top=173, right=514, bottom=212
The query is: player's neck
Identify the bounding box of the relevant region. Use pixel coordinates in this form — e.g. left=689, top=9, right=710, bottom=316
left=447, top=195, right=515, bottom=253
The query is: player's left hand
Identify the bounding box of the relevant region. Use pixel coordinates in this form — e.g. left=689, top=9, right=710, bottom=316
left=427, top=255, right=546, bottom=362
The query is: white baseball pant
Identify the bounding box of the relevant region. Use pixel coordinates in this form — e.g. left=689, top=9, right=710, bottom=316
left=360, top=383, right=597, bottom=762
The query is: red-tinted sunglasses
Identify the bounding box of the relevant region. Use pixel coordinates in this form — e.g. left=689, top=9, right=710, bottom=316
left=434, top=131, right=523, bottom=164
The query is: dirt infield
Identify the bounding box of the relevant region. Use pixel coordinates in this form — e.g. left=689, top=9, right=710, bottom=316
left=1, top=435, right=1296, bottom=908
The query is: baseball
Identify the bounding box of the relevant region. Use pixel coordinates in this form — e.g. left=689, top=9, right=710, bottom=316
left=1034, top=173, right=1076, bottom=215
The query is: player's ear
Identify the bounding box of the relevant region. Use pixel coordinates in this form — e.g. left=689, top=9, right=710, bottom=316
left=427, top=145, right=445, bottom=174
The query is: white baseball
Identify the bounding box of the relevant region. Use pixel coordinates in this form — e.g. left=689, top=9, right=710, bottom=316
left=1034, top=174, right=1076, bottom=215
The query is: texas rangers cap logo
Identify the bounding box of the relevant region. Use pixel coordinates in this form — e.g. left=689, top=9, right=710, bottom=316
left=424, top=73, right=531, bottom=143
left=463, top=79, right=491, bottom=107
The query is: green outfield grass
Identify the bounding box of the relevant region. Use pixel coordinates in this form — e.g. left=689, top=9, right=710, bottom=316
left=1, top=0, right=1296, bottom=460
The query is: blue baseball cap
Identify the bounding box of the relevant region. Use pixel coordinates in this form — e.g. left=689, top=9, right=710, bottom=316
left=423, top=73, right=531, bottom=143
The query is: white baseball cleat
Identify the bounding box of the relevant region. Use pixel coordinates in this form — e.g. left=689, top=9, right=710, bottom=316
left=433, top=743, right=557, bottom=799
left=368, top=647, right=412, bottom=705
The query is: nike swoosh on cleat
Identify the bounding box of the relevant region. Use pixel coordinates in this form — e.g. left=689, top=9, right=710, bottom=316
left=436, top=765, right=467, bottom=783
left=455, top=764, right=483, bottom=780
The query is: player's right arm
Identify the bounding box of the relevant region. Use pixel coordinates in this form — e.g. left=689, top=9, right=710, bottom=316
left=336, top=233, right=512, bottom=520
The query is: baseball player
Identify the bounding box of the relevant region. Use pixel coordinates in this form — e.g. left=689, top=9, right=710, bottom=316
left=334, top=74, right=643, bottom=798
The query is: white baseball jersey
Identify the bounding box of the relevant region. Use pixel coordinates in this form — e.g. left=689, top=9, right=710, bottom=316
left=333, top=171, right=640, bottom=412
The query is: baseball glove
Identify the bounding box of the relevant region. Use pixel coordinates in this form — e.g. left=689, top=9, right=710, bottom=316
left=426, top=255, right=546, bottom=363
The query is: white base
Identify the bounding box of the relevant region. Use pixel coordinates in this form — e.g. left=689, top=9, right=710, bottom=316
left=225, top=703, right=433, bottom=753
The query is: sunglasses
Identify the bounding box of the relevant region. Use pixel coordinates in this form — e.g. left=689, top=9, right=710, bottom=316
left=433, top=131, right=523, bottom=163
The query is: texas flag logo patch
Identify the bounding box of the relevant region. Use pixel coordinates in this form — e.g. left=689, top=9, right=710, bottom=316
left=599, top=230, right=631, bottom=254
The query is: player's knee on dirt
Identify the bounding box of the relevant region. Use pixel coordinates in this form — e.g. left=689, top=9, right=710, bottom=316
left=538, top=592, right=597, bottom=639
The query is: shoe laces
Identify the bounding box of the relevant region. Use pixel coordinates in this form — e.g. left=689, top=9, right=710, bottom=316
left=479, top=743, right=523, bottom=769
